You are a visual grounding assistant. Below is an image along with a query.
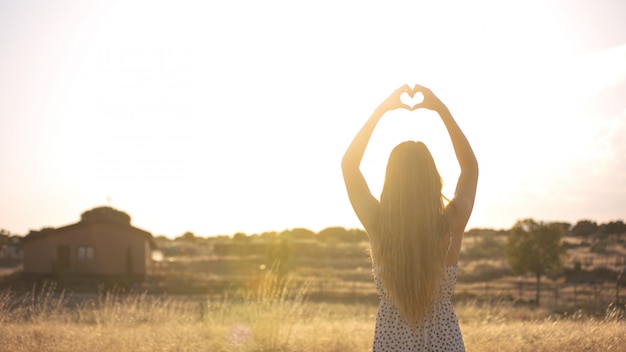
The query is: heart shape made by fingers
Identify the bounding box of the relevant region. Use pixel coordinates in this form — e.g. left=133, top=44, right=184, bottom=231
left=400, top=91, right=424, bottom=110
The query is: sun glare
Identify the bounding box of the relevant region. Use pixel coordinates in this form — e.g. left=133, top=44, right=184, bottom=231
left=1, top=0, right=625, bottom=236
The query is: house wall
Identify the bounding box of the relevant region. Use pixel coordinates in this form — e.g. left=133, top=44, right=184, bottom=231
left=23, top=237, right=53, bottom=273
left=23, top=222, right=151, bottom=276
left=88, top=222, right=149, bottom=275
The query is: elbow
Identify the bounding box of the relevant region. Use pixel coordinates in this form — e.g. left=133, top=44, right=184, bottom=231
left=341, top=154, right=355, bottom=172
left=471, top=159, right=479, bottom=176
left=341, top=155, right=361, bottom=179
left=467, top=154, right=479, bottom=175
left=471, top=162, right=479, bottom=179
left=462, top=158, right=479, bottom=179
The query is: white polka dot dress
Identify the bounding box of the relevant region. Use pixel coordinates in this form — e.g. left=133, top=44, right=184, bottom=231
left=372, top=240, right=465, bottom=351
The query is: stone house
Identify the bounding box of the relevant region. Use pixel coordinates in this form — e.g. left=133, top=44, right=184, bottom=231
left=21, top=207, right=155, bottom=279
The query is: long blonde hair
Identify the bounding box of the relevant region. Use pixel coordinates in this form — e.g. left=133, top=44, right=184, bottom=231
left=371, top=141, right=448, bottom=325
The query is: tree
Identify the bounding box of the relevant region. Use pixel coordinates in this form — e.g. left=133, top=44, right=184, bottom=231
left=571, top=220, right=599, bottom=244
left=260, top=231, right=278, bottom=242
left=505, top=219, right=567, bottom=305
left=317, top=226, right=350, bottom=243
left=600, top=220, right=626, bottom=242
left=464, top=234, right=505, bottom=260
left=350, top=228, right=369, bottom=242
left=289, top=228, right=316, bottom=241
left=176, top=231, right=198, bottom=243
left=266, top=234, right=294, bottom=278
left=232, top=232, right=251, bottom=243
left=0, top=229, right=10, bottom=243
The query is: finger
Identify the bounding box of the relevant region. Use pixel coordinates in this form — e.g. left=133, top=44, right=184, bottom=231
left=393, top=86, right=411, bottom=101
left=411, top=102, right=424, bottom=110
left=397, top=84, right=411, bottom=95
left=399, top=103, right=412, bottom=110
left=412, top=84, right=429, bottom=94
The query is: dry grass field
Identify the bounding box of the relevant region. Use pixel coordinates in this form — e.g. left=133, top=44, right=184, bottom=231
left=1, top=277, right=624, bottom=352
left=2, top=231, right=624, bottom=351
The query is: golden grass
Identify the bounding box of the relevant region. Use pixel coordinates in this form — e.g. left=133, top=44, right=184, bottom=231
left=463, top=320, right=625, bottom=352
left=459, top=301, right=626, bottom=352
left=0, top=279, right=624, bottom=352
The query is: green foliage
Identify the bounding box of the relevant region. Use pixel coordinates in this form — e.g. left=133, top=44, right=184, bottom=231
left=462, top=231, right=506, bottom=260
left=260, top=231, right=279, bottom=242
left=266, top=234, right=294, bottom=277
left=350, top=228, right=369, bottom=242
left=571, top=220, right=599, bottom=243
left=505, top=219, right=568, bottom=304
left=599, top=220, right=626, bottom=242
left=317, top=227, right=367, bottom=243
left=317, top=227, right=349, bottom=243
left=233, top=232, right=251, bottom=243
left=506, top=219, right=567, bottom=277
left=0, top=229, right=10, bottom=241
left=288, top=228, right=316, bottom=241
left=175, top=231, right=199, bottom=243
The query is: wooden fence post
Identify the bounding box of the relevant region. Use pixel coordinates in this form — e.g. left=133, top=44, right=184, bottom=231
left=617, top=280, right=620, bottom=304
left=553, top=283, right=559, bottom=310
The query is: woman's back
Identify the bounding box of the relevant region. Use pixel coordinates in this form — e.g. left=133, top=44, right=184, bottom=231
left=372, top=232, right=464, bottom=351
left=373, top=266, right=463, bottom=351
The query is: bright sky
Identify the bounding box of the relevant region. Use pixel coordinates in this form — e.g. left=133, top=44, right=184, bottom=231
left=1, top=0, right=625, bottom=238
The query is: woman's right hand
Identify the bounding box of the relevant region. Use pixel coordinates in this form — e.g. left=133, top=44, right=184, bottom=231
left=377, top=84, right=413, bottom=112
left=411, top=84, right=448, bottom=113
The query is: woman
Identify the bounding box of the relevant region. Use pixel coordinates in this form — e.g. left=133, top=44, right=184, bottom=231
left=342, top=84, right=478, bottom=351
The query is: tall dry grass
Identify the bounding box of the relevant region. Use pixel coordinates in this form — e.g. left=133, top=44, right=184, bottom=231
left=458, top=300, right=626, bottom=351
left=0, top=277, right=624, bottom=352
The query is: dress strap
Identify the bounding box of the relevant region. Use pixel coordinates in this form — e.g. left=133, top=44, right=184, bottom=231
left=445, top=231, right=453, bottom=255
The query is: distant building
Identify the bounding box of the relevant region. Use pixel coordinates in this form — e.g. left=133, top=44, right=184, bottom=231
left=0, top=236, right=23, bottom=262
left=22, top=207, right=156, bottom=279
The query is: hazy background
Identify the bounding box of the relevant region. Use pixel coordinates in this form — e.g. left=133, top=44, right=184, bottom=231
left=1, top=0, right=625, bottom=237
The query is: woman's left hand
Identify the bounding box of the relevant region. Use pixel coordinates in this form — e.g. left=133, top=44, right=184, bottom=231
left=377, top=84, right=413, bottom=112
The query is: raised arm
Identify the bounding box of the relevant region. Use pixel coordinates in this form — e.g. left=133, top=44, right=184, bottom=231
left=413, top=85, right=479, bottom=230
left=342, top=84, right=412, bottom=232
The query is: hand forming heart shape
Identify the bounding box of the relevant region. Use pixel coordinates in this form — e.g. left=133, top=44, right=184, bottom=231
left=400, top=90, right=425, bottom=111
left=400, top=92, right=424, bottom=111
